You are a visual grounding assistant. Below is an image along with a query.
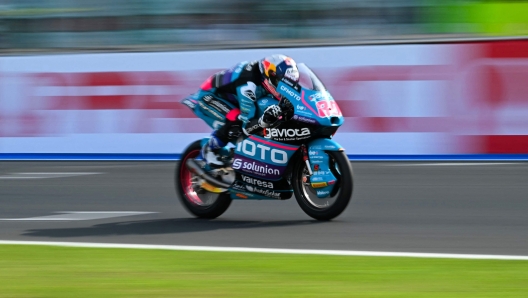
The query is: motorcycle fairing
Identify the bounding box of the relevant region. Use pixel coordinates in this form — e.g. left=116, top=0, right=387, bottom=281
left=232, top=135, right=299, bottom=181
left=182, top=92, right=237, bottom=130
left=306, top=138, right=343, bottom=198
left=308, top=138, right=343, bottom=151
left=229, top=179, right=293, bottom=200
left=276, top=81, right=344, bottom=127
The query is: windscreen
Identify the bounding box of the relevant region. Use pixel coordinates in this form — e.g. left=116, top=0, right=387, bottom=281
left=297, top=63, right=326, bottom=91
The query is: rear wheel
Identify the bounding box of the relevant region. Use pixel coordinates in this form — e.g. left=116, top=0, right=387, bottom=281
left=175, top=140, right=232, bottom=218
left=292, top=150, right=353, bottom=221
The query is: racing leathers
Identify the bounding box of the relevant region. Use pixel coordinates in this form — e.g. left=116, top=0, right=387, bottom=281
left=195, top=60, right=282, bottom=166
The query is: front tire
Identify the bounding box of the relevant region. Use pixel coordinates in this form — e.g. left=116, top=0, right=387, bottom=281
left=292, top=150, right=353, bottom=221
left=175, top=140, right=232, bottom=219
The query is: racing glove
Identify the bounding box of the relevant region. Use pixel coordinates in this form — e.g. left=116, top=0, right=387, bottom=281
left=258, top=105, right=282, bottom=128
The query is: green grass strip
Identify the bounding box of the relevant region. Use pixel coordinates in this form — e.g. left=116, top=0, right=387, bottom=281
left=1, top=244, right=528, bottom=297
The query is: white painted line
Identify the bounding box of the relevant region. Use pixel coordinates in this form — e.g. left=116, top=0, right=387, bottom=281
left=385, top=163, right=519, bottom=166
left=0, top=241, right=527, bottom=260
left=0, top=211, right=156, bottom=221
left=0, top=172, right=102, bottom=179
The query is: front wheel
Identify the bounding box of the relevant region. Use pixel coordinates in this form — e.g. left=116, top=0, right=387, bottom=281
left=292, top=150, right=353, bottom=221
left=175, top=140, right=232, bottom=219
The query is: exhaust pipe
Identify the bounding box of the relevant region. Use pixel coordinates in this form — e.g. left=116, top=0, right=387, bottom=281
left=185, top=159, right=232, bottom=189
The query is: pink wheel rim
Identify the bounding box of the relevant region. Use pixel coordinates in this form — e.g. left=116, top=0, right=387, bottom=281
left=180, top=149, right=203, bottom=205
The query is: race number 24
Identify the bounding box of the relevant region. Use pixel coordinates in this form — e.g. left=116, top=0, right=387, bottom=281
left=316, top=100, right=342, bottom=117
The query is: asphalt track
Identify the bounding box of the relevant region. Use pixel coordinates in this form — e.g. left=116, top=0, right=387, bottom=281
left=1, top=161, right=528, bottom=256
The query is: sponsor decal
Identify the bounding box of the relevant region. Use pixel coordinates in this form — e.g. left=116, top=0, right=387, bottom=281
left=203, top=95, right=213, bottom=102
left=243, top=123, right=261, bottom=135
left=328, top=180, right=336, bottom=185
left=279, top=85, right=301, bottom=101
left=233, top=158, right=281, bottom=176
left=242, top=175, right=274, bottom=189
left=245, top=185, right=281, bottom=198
left=311, top=182, right=328, bottom=188
left=264, top=128, right=310, bottom=141
left=260, top=98, right=268, bottom=104
left=309, top=92, right=327, bottom=102
left=261, top=60, right=274, bottom=76
left=231, top=181, right=245, bottom=191
left=241, top=82, right=257, bottom=101
left=232, top=158, right=243, bottom=169
left=199, top=102, right=224, bottom=120
left=281, top=78, right=301, bottom=90
left=282, top=78, right=294, bottom=87
left=309, top=150, right=324, bottom=159
left=240, top=104, right=251, bottom=113
left=313, top=164, right=320, bottom=171
left=295, top=111, right=316, bottom=118
left=236, top=139, right=288, bottom=164
left=210, top=100, right=231, bottom=114
left=245, top=64, right=253, bottom=71
left=313, top=170, right=330, bottom=175
left=310, top=176, right=323, bottom=182
left=284, top=68, right=299, bottom=81
left=296, top=105, right=306, bottom=111
left=292, top=115, right=318, bottom=125
left=316, top=190, right=330, bottom=197
left=244, top=90, right=256, bottom=101
left=182, top=99, right=196, bottom=109
left=324, top=144, right=339, bottom=149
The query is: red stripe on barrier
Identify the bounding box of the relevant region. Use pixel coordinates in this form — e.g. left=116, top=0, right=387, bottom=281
left=487, top=40, right=528, bottom=59
left=482, top=135, right=528, bottom=154
left=342, top=65, right=451, bottom=82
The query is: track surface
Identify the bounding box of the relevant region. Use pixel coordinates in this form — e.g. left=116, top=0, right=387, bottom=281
left=1, top=161, right=528, bottom=255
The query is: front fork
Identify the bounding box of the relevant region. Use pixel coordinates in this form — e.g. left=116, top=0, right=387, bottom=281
left=301, top=145, right=313, bottom=176
left=304, top=139, right=343, bottom=198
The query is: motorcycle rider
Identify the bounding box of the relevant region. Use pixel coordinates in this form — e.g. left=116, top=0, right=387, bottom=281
left=195, top=54, right=300, bottom=167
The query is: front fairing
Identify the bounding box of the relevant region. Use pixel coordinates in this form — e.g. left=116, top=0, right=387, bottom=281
left=276, top=63, right=344, bottom=128
left=278, top=82, right=344, bottom=128
left=251, top=64, right=344, bottom=144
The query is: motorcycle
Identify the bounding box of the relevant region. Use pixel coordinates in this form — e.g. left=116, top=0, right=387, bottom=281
left=176, top=63, right=353, bottom=221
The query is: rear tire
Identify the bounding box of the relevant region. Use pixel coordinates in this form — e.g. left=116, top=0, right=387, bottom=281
left=175, top=140, right=232, bottom=219
left=292, top=150, right=353, bottom=221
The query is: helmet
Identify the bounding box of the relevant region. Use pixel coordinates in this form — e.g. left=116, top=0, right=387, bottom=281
left=259, top=54, right=299, bottom=100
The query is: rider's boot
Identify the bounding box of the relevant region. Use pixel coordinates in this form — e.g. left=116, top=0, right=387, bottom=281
left=202, top=132, right=227, bottom=168
left=202, top=113, right=245, bottom=168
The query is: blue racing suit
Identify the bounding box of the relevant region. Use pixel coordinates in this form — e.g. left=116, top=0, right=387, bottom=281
left=195, top=60, right=271, bottom=146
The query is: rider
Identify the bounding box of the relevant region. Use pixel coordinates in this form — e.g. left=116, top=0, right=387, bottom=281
left=196, top=54, right=300, bottom=167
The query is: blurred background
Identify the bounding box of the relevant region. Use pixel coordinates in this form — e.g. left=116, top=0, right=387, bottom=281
left=0, top=0, right=527, bottom=52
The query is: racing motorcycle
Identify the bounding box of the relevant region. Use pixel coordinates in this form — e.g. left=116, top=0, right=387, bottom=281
left=176, top=63, right=353, bottom=221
